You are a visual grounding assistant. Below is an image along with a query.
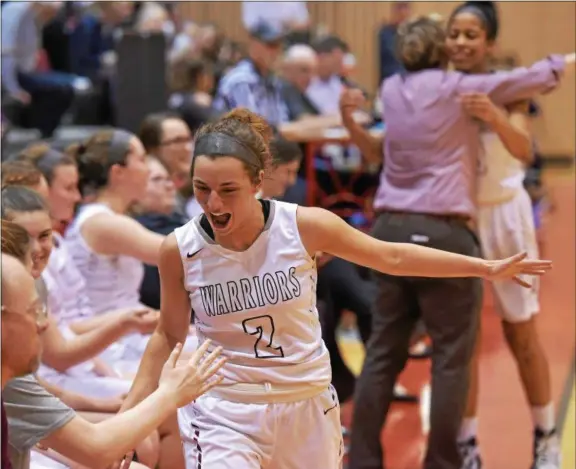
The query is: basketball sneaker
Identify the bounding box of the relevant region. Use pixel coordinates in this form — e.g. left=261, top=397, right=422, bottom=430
left=458, top=437, right=483, bottom=469
left=531, top=428, right=561, bottom=469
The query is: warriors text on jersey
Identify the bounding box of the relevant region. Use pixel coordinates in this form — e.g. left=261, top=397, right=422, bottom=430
left=174, top=200, right=331, bottom=387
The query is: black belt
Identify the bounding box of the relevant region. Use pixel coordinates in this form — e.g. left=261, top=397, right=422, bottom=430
left=377, top=210, right=472, bottom=225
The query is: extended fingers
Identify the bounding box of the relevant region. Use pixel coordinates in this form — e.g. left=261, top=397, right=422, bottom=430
left=167, top=343, right=183, bottom=368
left=199, top=375, right=225, bottom=395
left=200, top=357, right=227, bottom=381
left=519, top=259, right=552, bottom=269
left=197, top=346, right=224, bottom=374
left=189, top=339, right=212, bottom=367
left=119, top=452, right=134, bottom=469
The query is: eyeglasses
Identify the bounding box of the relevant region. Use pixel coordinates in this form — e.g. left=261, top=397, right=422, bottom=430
left=1, top=300, right=48, bottom=327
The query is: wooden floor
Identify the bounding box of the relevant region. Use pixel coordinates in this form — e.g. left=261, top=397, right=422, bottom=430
left=339, top=171, right=575, bottom=469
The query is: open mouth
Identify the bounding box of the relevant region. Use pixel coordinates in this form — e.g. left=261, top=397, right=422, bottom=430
left=210, top=213, right=232, bottom=230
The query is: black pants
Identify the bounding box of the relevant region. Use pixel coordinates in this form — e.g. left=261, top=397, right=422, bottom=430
left=17, top=71, right=74, bottom=137
left=318, top=257, right=374, bottom=403
left=348, top=212, right=483, bottom=469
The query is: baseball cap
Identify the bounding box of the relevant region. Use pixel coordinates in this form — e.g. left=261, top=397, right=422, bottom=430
left=249, top=22, right=285, bottom=45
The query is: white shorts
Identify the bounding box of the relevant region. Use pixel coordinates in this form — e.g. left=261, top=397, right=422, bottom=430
left=478, top=189, right=540, bottom=323
left=177, top=385, right=343, bottom=469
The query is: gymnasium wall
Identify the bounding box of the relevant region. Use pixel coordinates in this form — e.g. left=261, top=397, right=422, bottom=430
left=177, top=1, right=575, bottom=159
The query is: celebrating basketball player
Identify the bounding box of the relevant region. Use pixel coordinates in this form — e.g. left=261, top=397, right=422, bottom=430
left=121, top=108, right=552, bottom=468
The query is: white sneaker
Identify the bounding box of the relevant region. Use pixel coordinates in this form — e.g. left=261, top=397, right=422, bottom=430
left=531, top=429, right=561, bottom=469
left=458, top=438, right=483, bottom=469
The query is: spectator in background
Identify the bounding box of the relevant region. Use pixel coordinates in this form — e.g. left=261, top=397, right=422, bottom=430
left=41, top=2, right=77, bottom=75
left=138, top=112, right=201, bottom=218
left=378, top=1, right=411, bottom=82
left=168, top=58, right=220, bottom=133
left=280, top=44, right=321, bottom=120
left=67, top=1, right=133, bottom=81
left=261, top=138, right=304, bottom=200
left=306, top=36, right=348, bottom=115
left=1, top=1, right=74, bottom=137
left=213, top=22, right=289, bottom=126
left=134, top=1, right=173, bottom=38
left=135, top=156, right=187, bottom=310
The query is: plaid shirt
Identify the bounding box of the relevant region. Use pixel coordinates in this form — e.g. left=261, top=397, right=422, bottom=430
left=214, top=60, right=289, bottom=126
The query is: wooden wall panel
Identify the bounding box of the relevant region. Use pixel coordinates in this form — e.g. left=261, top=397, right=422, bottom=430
left=175, top=1, right=575, bottom=156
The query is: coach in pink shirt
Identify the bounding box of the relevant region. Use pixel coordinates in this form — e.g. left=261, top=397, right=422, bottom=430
left=341, top=16, right=573, bottom=469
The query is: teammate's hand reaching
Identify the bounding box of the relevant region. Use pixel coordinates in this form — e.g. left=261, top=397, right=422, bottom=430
left=127, top=309, right=160, bottom=334
left=482, top=251, right=552, bottom=288
left=159, top=340, right=226, bottom=408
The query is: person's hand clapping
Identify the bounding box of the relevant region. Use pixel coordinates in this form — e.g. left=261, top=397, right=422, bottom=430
left=482, top=251, right=552, bottom=288
left=339, top=88, right=366, bottom=117
left=159, top=340, right=226, bottom=408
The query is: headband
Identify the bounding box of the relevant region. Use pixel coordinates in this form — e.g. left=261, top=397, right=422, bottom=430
left=108, top=129, right=134, bottom=165
left=192, top=132, right=261, bottom=173
left=34, top=147, right=68, bottom=175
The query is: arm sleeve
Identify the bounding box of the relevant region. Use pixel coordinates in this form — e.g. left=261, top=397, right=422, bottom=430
left=0, top=7, right=24, bottom=95
left=455, top=55, right=566, bottom=106
left=3, top=375, right=76, bottom=452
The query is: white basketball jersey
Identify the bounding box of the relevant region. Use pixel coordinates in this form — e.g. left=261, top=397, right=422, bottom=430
left=477, top=129, right=527, bottom=206
left=174, top=200, right=331, bottom=387
left=64, top=204, right=144, bottom=315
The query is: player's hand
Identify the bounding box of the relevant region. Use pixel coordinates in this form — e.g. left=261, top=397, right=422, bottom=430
left=106, top=452, right=134, bottom=469
left=460, top=92, right=504, bottom=125
left=482, top=251, right=552, bottom=288
left=124, top=309, right=160, bottom=334
left=159, top=340, right=226, bottom=408
left=339, top=88, right=365, bottom=116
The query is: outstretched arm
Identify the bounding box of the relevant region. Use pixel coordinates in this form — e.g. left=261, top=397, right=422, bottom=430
left=297, top=207, right=551, bottom=285
left=120, top=233, right=192, bottom=412
left=456, top=53, right=574, bottom=107
left=42, top=343, right=224, bottom=468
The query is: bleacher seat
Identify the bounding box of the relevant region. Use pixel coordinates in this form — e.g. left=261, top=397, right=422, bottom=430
left=51, top=126, right=109, bottom=151
left=1, top=128, right=43, bottom=159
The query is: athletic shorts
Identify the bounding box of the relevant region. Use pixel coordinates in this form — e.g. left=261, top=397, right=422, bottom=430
left=178, top=384, right=343, bottom=469
left=478, top=189, right=540, bottom=322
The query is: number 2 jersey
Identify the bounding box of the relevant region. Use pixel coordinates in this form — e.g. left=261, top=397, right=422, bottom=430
left=173, top=200, right=331, bottom=388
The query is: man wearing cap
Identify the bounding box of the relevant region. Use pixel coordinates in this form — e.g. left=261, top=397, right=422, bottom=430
left=213, top=22, right=289, bottom=126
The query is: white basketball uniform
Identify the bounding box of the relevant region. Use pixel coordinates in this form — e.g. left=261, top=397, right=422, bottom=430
left=477, top=129, right=539, bottom=322
left=37, top=233, right=133, bottom=396
left=175, top=200, right=343, bottom=469
left=65, top=204, right=197, bottom=373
